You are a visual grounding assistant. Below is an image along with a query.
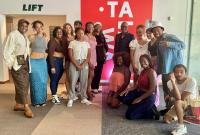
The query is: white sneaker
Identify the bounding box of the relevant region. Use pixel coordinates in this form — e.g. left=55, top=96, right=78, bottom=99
left=52, top=95, right=61, bottom=105
left=67, top=100, right=73, bottom=107
left=81, top=99, right=92, bottom=105
left=73, top=96, right=79, bottom=101
left=171, top=124, right=187, bottom=135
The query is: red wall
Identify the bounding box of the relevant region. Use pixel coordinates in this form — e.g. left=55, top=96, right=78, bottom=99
left=81, top=0, right=153, bottom=81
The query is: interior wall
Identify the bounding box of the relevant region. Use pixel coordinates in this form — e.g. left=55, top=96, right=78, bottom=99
left=152, top=0, right=191, bottom=66
left=11, top=15, right=66, bottom=40
left=0, top=15, right=9, bottom=82
left=188, top=0, right=200, bottom=85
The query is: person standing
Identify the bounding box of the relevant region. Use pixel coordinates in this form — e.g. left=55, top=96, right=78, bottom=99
left=29, top=20, right=48, bottom=107
left=62, top=23, right=74, bottom=94
left=91, top=22, right=108, bottom=93
left=47, top=26, right=65, bottom=104
left=151, top=21, right=186, bottom=112
left=67, top=28, right=92, bottom=107
left=114, top=22, right=134, bottom=55
left=129, top=24, right=149, bottom=75
left=84, top=22, right=97, bottom=100
left=3, top=19, right=34, bottom=118
left=74, top=20, right=82, bottom=33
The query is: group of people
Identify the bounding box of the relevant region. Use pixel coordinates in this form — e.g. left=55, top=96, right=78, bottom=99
left=3, top=18, right=198, bottom=135
left=3, top=19, right=108, bottom=117
left=107, top=21, right=198, bottom=135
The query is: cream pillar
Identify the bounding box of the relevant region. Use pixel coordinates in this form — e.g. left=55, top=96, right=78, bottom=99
left=0, top=14, right=9, bottom=82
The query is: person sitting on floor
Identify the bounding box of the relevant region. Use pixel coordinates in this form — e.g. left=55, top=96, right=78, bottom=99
left=119, top=54, right=159, bottom=120
left=163, top=64, right=197, bottom=135
left=107, top=52, right=131, bottom=108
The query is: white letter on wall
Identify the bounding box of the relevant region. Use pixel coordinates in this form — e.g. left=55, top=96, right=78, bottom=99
left=119, top=2, right=133, bottom=18
left=107, top=1, right=118, bottom=18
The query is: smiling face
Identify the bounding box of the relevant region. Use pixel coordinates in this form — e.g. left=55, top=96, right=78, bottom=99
left=64, top=24, right=72, bottom=34
left=121, top=22, right=128, bottom=33
left=146, top=30, right=154, bottom=40
left=34, top=22, right=43, bottom=34
left=18, top=22, right=28, bottom=35
left=116, top=56, right=123, bottom=66
left=94, top=24, right=102, bottom=33
left=152, top=27, right=163, bottom=38
left=136, top=27, right=145, bottom=39
left=55, top=29, right=63, bottom=39
left=140, top=56, right=150, bottom=69
left=86, top=23, right=94, bottom=33
left=76, top=29, right=85, bottom=40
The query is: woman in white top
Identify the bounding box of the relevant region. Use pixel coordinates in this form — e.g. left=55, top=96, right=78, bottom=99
left=67, top=27, right=92, bottom=107
left=129, top=24, right=149, bottom=77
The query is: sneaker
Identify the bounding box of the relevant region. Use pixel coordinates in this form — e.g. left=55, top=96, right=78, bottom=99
left=171, top=124, right=187, bottom=135
left=151, top=105, right=160, bottom=120
left=159, top=108, right=169, bottom=116
left=73, top=96, right=79, bottom=101
left=81, top=99, right=92, bottom=105
left=92, top=89, right=99, bottom=94
left=52, top=95, right=61, bottom=105
left=67, top=100, right=73, bottom=107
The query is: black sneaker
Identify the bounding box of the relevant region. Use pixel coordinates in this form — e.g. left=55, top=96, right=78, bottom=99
left=159, top=108, right=169, bottom=116
left=152, top=105, right=160, bottom=120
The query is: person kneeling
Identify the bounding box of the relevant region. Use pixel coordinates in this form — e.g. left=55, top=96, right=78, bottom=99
left=119, top=54, right=159, bottom=120
left=107, top=52, right=131, bottom=108
left=163, top=64, right=197, bottom=135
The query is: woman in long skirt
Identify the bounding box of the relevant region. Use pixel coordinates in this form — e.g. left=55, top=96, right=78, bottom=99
left=29, top=20, right=48, bottom=107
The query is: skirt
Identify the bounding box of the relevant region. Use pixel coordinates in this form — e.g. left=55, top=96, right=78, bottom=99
left=30, top=58, right=48, bottom=105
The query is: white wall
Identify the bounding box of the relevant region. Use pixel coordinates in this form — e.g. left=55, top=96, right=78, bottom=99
left=0, top=14, right=9, bottom=82
left=152, top=0, right=192, bottom=65
left=0, top=0, right=80, bottom=25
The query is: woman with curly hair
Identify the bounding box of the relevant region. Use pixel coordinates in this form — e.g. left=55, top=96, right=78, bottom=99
left=107, top=52, right=131, bottom=108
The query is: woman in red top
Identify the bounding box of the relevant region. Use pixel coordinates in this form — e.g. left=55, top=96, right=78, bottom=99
left=119, top=54, right=159, bottom=119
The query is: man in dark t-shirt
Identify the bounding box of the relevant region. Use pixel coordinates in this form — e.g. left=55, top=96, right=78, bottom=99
left=114, top=22, right=134, bottom=54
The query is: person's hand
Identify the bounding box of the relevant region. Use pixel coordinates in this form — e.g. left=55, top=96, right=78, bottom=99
left=164, top=95, right=170, bottom=101
left=76, top=65, right=83, bottom=71
left=169, top=73, right=176, bottom=83
left=89, top=63, right=95, bottom=69
left=160, top=41, right=170, bottom=48
left=133, top=65, right=138, bottom=74
left=132, top=97, right=142, bottom=104
left=164, top=95, right=173, bottom=102
left=51, top=68, right=56, bottom=74
left=120, top=89, right=129, bottom=96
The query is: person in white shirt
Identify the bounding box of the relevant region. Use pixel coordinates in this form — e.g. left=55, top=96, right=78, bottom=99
left=67, top=27, right=92, bottom=107
left=3, top=19, right=34, bottom=118
left=129, top=24, right=149, bottom=76
left=164, top=64, right=197, bottom=135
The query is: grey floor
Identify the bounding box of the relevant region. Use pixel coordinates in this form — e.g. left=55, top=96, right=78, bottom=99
left=101, top=87, right=200, bottom=135
left=0, top=83, right=199, bottom=135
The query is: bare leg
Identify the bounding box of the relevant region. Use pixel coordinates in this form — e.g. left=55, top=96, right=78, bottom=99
left=174, top=100, right=185, bottom=124
left=87, top=68, right=95, bottom=100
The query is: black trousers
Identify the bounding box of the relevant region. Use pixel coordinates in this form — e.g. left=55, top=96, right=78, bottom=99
left=91, top=62, right=104, bottom=89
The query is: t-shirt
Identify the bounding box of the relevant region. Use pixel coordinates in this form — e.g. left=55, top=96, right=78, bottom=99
left=167, top=77, right=198, bottom=99
left=68, top=40, right=90, bottom=60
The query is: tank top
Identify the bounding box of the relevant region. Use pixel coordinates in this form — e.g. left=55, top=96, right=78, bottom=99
left=30, top=36, right=47, bottom=53
left=138, top=69, right=151, bottom=91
